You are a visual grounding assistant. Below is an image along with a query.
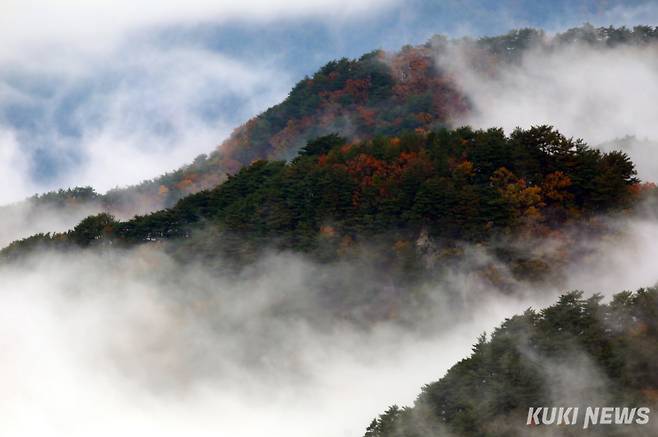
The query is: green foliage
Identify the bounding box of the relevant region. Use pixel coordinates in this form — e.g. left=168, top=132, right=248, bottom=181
left=364, top=288, right=658, bottom=437
left=298, top=134, right=347, bottom=157
left=3, top=126, right=640, bottom=270
left=18, top=25, right=655, bottom=216
left=70, top=213, right=117, bottom=247
left=0, top=232, right=69, bottom=259
left=30, top=186, right=100, bottom=208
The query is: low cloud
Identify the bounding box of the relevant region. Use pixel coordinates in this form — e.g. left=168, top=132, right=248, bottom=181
left=0, top=248, right=512, bottom=437
left=0, top=0, right=399, bottom=62
left=1, top=210, right=658, bottom=436
left=0, top=40, right=292, bottom=204
left=443, top=40, right=658, bottom=182
left=0, top=129, right=35, bottom=201
left=0, top=0, right=400, bottom=206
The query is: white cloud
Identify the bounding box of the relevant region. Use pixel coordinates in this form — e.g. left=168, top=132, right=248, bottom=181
left=0, top=0, right=400, bottom=206
left=2, top=212, right=658, bottom=436
left=445, top=43, right=658, bottom=181
left=592, top=2, right=658, bottom=28
left=0, top=129, right=35, bottom=201
left=0, top=38, right=293, bottom=204
left=0, top=0, right=399, bottom=62
left=64, top=45, right=290, bottom=192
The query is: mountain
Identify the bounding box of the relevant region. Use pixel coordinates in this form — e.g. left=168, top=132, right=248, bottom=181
left=6, top=24, right=658, bottom=226
left=2, top=25, right=657, bottom=324
left=363, top=287, right=658, bottom=437
left=3, top=24, right=658, bottom=435
left=3, top=126, right=649, bottom=302
left=103, top=24, right=658, bottom=214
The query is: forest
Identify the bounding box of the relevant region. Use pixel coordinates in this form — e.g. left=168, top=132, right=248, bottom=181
left=2, top=5, right=658, bottom=436
left=2, top=126, right=650, bottom=288
left=11, top=24, right=658, bottom=220
left=364, top=288, right=658, bottom=436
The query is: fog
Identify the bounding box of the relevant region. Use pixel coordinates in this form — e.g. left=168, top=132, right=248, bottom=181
left=0, top=0, right=401, bottom=206
left=3, top=16, right=658, bottom=437
left=443, top=39, right=658, bottom=182
left=1, top=209, right=657, bottom=436
left=0, top=41, right=293, bottom=205
left=0, top=249, right=516, bottom=436
left=0, top=199, right=104, bottom=249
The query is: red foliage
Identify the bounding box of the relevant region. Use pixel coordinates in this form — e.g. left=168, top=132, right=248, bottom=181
left=629, top=182, right=657, bottom=197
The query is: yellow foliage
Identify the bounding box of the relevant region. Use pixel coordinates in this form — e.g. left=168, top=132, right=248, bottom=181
left=454, top=160, right=474, bottom=177
left=491, top=167, right=545, bottom=221
left=490, top=167, right=516, bottom=188
left=542, top=171, right=573, bottom=203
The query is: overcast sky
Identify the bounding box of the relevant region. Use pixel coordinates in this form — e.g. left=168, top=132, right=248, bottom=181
left=1, top=0, right=657, bottom=203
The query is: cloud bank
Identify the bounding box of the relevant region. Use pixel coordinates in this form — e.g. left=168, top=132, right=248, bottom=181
left=0, top=0, right=398, bottom=60
left=2, top=210, right=658, bottom=436
left=0, top=39, right=294, bottom=204
left=0, top=0, right=401, bottom=206
left=443, top=40, right=658, bottom=181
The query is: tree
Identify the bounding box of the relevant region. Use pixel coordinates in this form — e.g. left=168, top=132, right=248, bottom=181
left=298, top=134, right=347, bottom=157
left=70, top=213, right=117, bottom=247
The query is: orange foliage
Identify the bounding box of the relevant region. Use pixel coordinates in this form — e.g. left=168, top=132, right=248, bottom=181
left=270, top=116, right=314, bottom=157
left=175, top=178, right=194, bottom=190
left=343, top=150, right=434, bottom=204
left=320, top=225, right=336, bottom=237
left=393, top=239, right=410, bottom=252
left=629, top=182, right=657, bottom=197
left=356, top=106, right=377, bottom=126
left=453, top=160, right=475, bottom=177
left=416, top=112, right=433, bottom=124
left=346, top=154, right=387, bottom=180
left=340, top=144, right=353, bottom=154
left=319, top=78, right=370, bottom=105
left=542, top=171, right=574, bottom=203
left=491, top=167, right=545, bottom=220
left=344, top=78, right=370, bottom=103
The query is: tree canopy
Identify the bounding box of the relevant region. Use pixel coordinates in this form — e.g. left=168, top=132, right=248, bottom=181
left=364, top=288, right=658, bottom=437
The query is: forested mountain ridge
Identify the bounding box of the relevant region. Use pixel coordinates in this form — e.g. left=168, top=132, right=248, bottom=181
left=104, top=24, right=658, bottom=214
left=13, top=24, right=658, bottom=220
left=364, top=288, right=658, bottom=437
left=133, top=24, right=658, bottom=207
left=3, top=126, right=649, bottom=284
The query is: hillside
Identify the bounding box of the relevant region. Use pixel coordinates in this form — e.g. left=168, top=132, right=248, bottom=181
left=7, top=24, right=658, bottom=225
left=3, top=126, right=647, bottom=291
left=104, top=24, right=658, bottom=214
left=363, top=288, right=658, bottom=436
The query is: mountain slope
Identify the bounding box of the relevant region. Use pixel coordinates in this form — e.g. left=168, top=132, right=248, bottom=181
left=364, top=288, right=658, bottom=436
left=110, top=24, right=658, bottom=213
left=3, top=126, right=646, bottom=284
left=8, top=24, right=658, bottom=224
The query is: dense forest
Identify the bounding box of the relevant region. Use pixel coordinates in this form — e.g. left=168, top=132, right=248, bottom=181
left=364, top=288, right=658, bottom=436
left=2, top=22, right=657, bottom=437
left=3, top=126, right=650, bottom=285
left=4, top=4, right=658, bottom=435
left=138, top=23, right=658, bottom=208
left=10, top=24, right=658, bottom=220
